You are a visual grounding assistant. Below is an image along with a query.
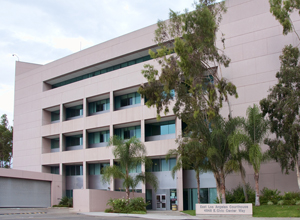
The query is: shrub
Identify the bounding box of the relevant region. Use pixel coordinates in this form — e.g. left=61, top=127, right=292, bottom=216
left=107, top=198, right=132, bottom=213
left=295, top=200, right=300, bottom=205
left=129, top=197, right=148, bottom=212
left=54, top=196, right=73, bottom=207
left=225, top=183, right=255, bottom=203
left=105, top=208, right=113, bottom=213
left=283, top=192, right=300, bottom=201
left=277, top=200, right=284, bottom=205
left=106, top=197, right=149, bottom=213
left=267, top=201, right=273, bottom=205
left=260, top=188, right=282, bottom=205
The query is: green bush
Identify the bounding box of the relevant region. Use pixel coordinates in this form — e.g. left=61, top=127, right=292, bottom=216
left=225, top=183, right=255, bottom=203
left=105, top=208, right=113, bottom=213
left=283, top=192, right=300, bottom=201
left=277, top=200, right=284, bottom=205
left=295, top=200, right=300, bottom=205
left=106, top=197, right=149, bottom=213
left=53, top=196, right=73, bottom=207
left=267, top=201, right=273, bottom=205
left=106, top=198, right=132, bottom=213
left=260, top=188, right=282, bottom=205
left=129, top=197, right=148, bottom=212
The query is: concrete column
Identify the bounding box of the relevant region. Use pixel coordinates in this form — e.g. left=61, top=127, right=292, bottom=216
left=83, top=129, right=87, bottom=149
left=141, top=93, right=145, bottom=106
left=59, top=133, right=64, bottom=152
left=60, top=163, right=66, bottom=197
left=60, top=104, right=66, bottom=121
left=83, top=97, right=87, bottom=117
left=83, top=161, right=88, bottom=189
left=141, top=162, right=146, bottom=193
left=110, top=158, right=114, bottom=191
left=176, top=117, right=182, bottom=138
left=141, top=119, right=145, bottom=142
left=110, top=91, right=114, bottom=112
left=177, top=167, right=184, bottom=211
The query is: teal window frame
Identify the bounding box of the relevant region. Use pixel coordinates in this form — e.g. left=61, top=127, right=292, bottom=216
left=66, top=105, right=83, bottom=119
left=88, top=98, right=110, bottom=115
left=51, top=138, right=59, bottom=149
left=88, top=130, right=110, bottom=144
left=148, top=158, right=176, bottom=172
left=51, top=55, right=152, bottom=89
left=145, top=120, right=175, bottom=137
left=66, top=165, right=83, bottom=176
left=51, top=166, right=59, bottom=174
left=114, top=126, right=141, bottom=140
left=114, top=92, right=141, bottom=110
left=66, top=135, right=83, bottom=147
left=88, top=163, right=110, bottom=175
left=51, top=110, right=60, bottom=122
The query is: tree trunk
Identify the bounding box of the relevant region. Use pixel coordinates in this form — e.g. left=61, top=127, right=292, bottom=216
left=254, top=172, right=260, bottom=206
left=126, top=166, right=130, bottom=200
left=296, top=159, right=300, bottom=190
left=220, top=171, right=226, bottom=204
left=214, top=172, right=221, bottom=203
left=196, top=170, right=201, bottom=203
left=239, top=161, right=248, bottom=202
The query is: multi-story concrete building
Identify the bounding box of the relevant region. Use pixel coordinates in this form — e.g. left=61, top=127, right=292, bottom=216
left=13, top=0, right=300, bottom=211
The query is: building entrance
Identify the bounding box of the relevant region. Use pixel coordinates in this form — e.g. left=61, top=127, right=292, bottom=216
left=156, top=194, right=166, bottom=210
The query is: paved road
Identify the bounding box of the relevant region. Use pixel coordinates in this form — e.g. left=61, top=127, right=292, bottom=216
left=0, top=208, right=299, bottom=220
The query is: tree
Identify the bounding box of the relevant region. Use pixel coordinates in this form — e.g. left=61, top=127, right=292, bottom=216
left=0, top=114, right=13, bottom=168
left=260, top=45, right=300, bottom=190
left=102, top=136, right=158, bottom=200
left=138, top=0, right=238, bottom=204
left=241, top=104, right=269, bottom=206
left=166, top=137, right=210, bottom=204
left=138, top=0, right=237, bottom=122
left=269, top=0, right=300, bottom=40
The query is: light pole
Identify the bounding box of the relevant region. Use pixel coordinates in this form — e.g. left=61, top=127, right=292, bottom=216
left=12, top=54, right=19, bottom=61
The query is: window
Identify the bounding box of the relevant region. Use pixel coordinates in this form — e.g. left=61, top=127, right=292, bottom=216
left=148, top=158, right=176, bottom=172
left=51, top=138, right=59, bottom=149
left=88, top=130, right=110, bottom=145
left=66, top=135, right=83, bottom=147
left=114, top=126, right=141, bottom=140
left=114, top=92, right=141, bottom=110
left=66, top=190, right=73, bottom=198
left=66, top=165, right=83, bottom=176
left=88, top=163, right=110, bottom=175
left=51, top=166, right=59, bottom=174
left=51, top=55, right=152, bottom=89
left=51, top=110, right=60, bottom=122
left=145, top=120, right=176, bottom=137
left=66, top=105, right=83, bottom=119
left=129, top=163, right=142, bottom=173
left=88, top=99, right=110, bottom=115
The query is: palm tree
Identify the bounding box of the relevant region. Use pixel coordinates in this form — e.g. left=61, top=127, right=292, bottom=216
left=182, top=113, right=242, bottom=204
left=228, top=130, right=250, bottom=202
left=205, top=115, right=243, bottom=204
left=102, top=136, right=158, bottom=200
left=242, top=104, right=269, bottom=206
left=166, top=137, right=210, bottom=204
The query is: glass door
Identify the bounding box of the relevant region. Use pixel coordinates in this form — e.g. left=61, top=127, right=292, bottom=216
left=156, top=194, right=166, bottom=210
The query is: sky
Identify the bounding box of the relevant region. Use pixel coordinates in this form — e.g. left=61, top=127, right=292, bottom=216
left=0, top=0, right=220, bottom=125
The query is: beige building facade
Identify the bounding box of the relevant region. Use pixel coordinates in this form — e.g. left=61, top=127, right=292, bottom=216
left=13, top=0, right=300, bottom=211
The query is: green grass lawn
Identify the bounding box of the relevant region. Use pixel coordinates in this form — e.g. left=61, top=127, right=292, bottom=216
left=253, top=205, right=300, bottom=217
left=182, top=205, right=300, bottom=217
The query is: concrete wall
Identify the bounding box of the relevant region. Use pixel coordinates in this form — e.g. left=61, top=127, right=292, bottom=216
left=73, top=189, right=145, bottom=212
left=0, top=168, right=62, bottom=207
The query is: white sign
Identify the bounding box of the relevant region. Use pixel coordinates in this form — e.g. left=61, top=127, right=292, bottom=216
left=196, top=203, right=253, bottom=215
